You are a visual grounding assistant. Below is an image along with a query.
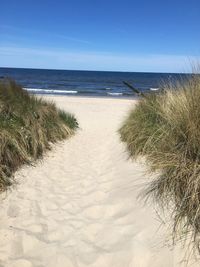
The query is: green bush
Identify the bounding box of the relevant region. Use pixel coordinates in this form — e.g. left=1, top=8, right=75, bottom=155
left=119, top=74, right=200, bottom=250
left=0, top=79, right=78, bottom=191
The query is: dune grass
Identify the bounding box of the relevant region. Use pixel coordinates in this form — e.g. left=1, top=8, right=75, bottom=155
left=0, top=79, right=78, bottom=192
left=119, top=74, right=200, bottom=251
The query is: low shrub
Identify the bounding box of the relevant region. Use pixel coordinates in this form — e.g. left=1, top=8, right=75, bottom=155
left=0, top=79, right=78, bottom=191
left=119, top=74, right=200, bottom=250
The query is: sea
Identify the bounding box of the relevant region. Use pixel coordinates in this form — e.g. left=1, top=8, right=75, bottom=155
left=0, top=67, right=189, bottom=98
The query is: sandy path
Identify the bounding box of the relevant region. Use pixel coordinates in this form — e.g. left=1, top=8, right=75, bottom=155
left=0, top=96, right=197, bottom=267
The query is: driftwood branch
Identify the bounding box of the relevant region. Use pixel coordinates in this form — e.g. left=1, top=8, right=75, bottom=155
left=123, top=81, right=145, bottom=97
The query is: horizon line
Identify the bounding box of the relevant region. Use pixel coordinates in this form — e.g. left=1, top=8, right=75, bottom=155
left=0, top=66, right=191, bottom=75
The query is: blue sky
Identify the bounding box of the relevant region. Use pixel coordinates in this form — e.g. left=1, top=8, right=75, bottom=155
left=1, top=0, right=200, bottom=72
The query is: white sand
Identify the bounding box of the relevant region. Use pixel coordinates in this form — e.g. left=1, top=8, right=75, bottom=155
left=0, top=96, right=198, bottom=267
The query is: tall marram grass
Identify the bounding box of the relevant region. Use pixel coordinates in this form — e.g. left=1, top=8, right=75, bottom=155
left=0, top=79, right=78, bottom=191
left=119, top=74, right=200, bottom=251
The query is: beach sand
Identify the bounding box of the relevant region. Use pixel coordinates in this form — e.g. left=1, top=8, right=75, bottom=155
left=0, top=96, right=197, bottom=267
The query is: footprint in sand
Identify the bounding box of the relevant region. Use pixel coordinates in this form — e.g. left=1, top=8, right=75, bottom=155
left=7, top=204, right=20, bottom=218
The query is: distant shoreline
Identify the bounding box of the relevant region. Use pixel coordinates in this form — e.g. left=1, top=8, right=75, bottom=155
left=34, top=93, right=138, bottom=100
left=35, top=93, right=138, bottom=100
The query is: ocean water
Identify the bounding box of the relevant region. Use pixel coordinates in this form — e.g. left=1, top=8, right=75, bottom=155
left=0, top=67, right=189, bottom=97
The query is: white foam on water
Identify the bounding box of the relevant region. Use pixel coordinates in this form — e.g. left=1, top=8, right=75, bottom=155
left=107, top=92, right=123, bottom=96
left=23, top=88, right=78, bottom=94
left=150, top=88, right=159, bottom=91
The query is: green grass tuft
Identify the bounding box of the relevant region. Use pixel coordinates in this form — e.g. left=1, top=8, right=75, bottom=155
left=58, top=109, right=79, bottom=130
left=0, top=79, right=78, bottom=192
left=119, top=74, right=200, bottom=251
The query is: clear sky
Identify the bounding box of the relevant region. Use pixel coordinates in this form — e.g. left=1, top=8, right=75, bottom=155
left=1, top=0, right=200, bottom=72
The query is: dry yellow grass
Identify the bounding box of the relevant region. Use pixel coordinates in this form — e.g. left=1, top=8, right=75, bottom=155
left=119, top=74, right=200, bottom=252
left=0, top=79, right=78, bottom=191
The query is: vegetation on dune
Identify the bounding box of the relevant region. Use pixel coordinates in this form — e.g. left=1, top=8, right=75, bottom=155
left=119, top=74, right=200, bottom=251
left=0, top=79, right=78, bottom=191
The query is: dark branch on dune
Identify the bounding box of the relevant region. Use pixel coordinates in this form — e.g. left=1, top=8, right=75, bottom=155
left=123, top=81, right=145, bottom=97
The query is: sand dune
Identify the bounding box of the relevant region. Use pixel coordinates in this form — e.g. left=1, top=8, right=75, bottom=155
left=0, top=96, right=198, bottom=267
